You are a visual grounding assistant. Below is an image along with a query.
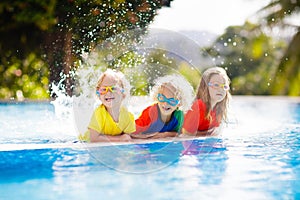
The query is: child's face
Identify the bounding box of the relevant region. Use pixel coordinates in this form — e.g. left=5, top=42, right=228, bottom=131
left=98, top=75, right=124, bottom=109
left=208, top=74, right=228, bottom=105
left=157, top=86, right=179, bottom=116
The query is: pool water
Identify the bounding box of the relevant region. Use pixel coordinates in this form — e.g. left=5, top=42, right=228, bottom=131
left=0, top=97, right=299, bottom=200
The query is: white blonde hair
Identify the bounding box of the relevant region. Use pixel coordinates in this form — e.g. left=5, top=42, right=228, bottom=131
left=150, top=74, right=194, bottom=112
left=96, top=68, right=131, bottom=104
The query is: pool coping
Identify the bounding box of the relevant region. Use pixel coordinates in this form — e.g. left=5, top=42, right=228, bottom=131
left=0, top=136, right=215, bottom=151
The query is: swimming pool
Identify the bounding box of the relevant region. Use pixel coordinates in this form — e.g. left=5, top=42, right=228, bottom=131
left=0, top=96, right=299, bottom=200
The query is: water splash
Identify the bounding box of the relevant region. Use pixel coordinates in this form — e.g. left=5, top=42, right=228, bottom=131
left=67, top=28, right=212, bottom=136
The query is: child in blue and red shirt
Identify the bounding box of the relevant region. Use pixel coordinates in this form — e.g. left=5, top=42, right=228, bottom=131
left=132, top=74, right=194, bottom=139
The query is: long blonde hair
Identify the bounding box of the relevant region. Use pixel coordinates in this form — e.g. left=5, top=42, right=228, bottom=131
left=196, top=67, right=231, bottom=123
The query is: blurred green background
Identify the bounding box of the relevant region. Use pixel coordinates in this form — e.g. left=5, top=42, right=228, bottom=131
left=0, top=0, right=299, bottom=100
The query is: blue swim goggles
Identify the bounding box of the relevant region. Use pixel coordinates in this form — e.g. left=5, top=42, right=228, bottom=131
left=157, top=93, right=180, bottom=106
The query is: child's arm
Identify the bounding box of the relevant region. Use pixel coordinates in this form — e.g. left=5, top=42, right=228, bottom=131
left=133, top=105, right=153, bottom=134
left=149, top=131, right=178, bottom=139
left=130, top=132, right=158, bottom=139
left=196, top=127, right=219, bottom=136
left=180, top=127, right=217, bottom=137
left=180, top=129, right=196, bottom=137
left=130, top=131, right=177, bottom=139
left=89, top=129, right=132, bottom=142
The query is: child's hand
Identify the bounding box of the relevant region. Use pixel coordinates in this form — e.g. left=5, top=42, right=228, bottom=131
left=120, top=134, right=132, bottom=142
left=196, top=127, right=217, bottom=136
left=151, top=132, right=177, bottom=139
left=130, top=132, right=158, bottom=139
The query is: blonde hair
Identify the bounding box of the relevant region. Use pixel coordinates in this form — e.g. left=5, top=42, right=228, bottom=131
left=96, top=69, right=131, bottom=103
left=196, top=67, right=231, bottom=123
left=150, top=74, right=194, bottom=112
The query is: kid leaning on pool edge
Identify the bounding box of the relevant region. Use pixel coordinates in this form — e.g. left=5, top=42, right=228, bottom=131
left=181, top=67, right=231, bottom=137
left=78, top=69, right=135, bottom=142
left=131, top=74, right=194, bottom=139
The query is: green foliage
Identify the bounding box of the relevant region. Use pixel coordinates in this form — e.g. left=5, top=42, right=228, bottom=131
left=258, top=0, right=300, bottom=96
left=0, top=0, right=172, bottom=99
left=2, top=0, right=299, bottom=97
left=204, top=22, right=287, bottom=95
left=0, top=53, right=49, bottom=99
left=75, top=40, right=196, bottom=97
left=204, top=0, right=300, bottom=96
left=258, top=0, right=300, bottom=26
left=0, top=1, right=57, bottom=31
left=178, top=61, right=201, bottom=91
left=271, top=32, right=300, bottom=95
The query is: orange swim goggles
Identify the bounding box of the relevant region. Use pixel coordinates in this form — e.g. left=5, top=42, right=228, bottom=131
left=208, top=82, right=230, bottom=91
left=96, top=86, right=124, bottom=95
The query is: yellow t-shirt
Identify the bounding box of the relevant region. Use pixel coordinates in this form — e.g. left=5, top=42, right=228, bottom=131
left=78, top=104, right=136, bottom=142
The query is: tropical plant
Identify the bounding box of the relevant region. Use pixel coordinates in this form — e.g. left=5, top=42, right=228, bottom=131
left=204, top=22, right=287, bottom=95
left=257, top=0, right=300, bottom=95
left=0, top=0, right=173, bottom=99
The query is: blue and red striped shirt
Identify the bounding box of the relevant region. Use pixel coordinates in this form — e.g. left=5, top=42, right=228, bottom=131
left=134, top=104, right=183, bottom=134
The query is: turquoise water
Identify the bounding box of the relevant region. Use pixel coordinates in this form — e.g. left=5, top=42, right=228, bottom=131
left=0, top=97, right=299, bottom=199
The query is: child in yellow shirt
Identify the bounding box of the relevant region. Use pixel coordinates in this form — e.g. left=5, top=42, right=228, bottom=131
left=79, top=69, right=135, bottom=142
